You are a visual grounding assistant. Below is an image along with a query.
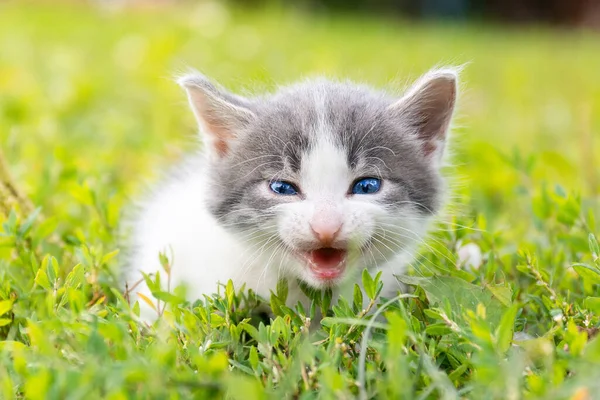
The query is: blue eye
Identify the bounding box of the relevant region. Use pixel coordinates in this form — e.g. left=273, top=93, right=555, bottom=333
left=270, top=181, right=299, bottom=195
left=351, top=178, right=381, bottom=195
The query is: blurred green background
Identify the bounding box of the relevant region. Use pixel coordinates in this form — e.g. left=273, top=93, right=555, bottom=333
left=1, top=0, right=599, bottom=243
left=1, top=2, right=600, bottom=397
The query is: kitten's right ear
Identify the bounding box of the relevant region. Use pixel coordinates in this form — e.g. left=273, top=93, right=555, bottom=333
left=388, top=67, right=459, bottom=164
left=178, top=73, right=255, bottom=158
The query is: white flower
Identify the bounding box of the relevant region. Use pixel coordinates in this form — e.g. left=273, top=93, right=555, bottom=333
left=457, top=242, right=483, bottom=270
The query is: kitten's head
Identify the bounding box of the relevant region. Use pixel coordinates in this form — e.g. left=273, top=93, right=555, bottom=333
left=179, top=69, right=458, bottom=289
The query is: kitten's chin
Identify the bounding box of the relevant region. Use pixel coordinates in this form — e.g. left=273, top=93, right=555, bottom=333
left=295, top=248, right=348, bottom=284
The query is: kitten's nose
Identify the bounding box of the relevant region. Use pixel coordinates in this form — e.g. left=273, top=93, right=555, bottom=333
left=310, top=210, right=343, bottom=245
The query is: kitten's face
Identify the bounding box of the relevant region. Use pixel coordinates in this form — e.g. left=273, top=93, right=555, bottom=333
left=180, top=71, right=457, bottom=288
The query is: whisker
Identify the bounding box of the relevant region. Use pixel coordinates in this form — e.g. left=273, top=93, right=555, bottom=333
left=228, top=154, right=281, bottom=168
left=377, top=226, right=456, bottom=267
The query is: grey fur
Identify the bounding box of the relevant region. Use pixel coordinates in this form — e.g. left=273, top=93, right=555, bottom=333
left=178, top=70, right=458, bottom=232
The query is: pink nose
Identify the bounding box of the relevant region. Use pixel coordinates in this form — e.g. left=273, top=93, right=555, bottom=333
left=310, top=209, right=343, bottom=245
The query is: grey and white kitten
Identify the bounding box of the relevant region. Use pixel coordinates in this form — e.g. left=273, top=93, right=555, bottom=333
left=126, top=67, right=458, bottom=321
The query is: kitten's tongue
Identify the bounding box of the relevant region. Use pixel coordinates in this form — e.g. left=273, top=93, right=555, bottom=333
left=308, top=248, right=347, bottom=280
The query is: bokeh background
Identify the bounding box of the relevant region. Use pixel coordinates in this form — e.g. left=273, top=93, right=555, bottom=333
left=1, top=0, right=599, bottom=245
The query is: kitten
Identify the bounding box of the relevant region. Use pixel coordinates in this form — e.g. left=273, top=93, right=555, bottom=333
left=125, top=67, right=458, bottom=322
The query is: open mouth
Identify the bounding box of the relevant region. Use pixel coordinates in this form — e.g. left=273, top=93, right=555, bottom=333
left=297, top=247, right=348, bottom=281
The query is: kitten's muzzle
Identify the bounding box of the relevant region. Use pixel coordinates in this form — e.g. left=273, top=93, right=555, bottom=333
left=309, top=208, right=343, bottom=247
left=297, top=247, right=347, bottom=281
left=294, top=207, right=348, bottom=282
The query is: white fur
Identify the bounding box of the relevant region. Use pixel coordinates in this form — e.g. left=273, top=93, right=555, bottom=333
left=127, top=170, right=282, bottom=321
left=126, top=71, right=455, bottom=322
left=128, top=128, right=429, bottom=322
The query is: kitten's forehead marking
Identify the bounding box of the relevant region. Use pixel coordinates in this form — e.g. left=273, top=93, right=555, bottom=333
left=301, top=91, right=352, bottom=200
left=302, top=138, right=350, bottom=199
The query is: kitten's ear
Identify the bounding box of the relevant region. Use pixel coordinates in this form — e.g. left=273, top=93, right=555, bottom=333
left=389, top=68, right=458, bottom=162
left=178, top=73, right=255, bottom=158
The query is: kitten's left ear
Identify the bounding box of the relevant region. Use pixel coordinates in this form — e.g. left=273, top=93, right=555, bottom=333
left=389, top=68, right=459, bottom=163
left=178, top=72, right=256, bottom=159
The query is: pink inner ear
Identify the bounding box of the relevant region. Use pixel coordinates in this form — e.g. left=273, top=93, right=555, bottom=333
left=422, top=141, right=438, bottom=156
left=206, top=119, right=235, bottom=157
left=392, top=71, right=457, bottom=157
left=183, top=79, right=255, bottom=159
left=214, top=138, right=229, bottom=157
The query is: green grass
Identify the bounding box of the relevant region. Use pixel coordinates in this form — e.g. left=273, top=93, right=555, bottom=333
left=1, top=2, right=600, bottom=399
